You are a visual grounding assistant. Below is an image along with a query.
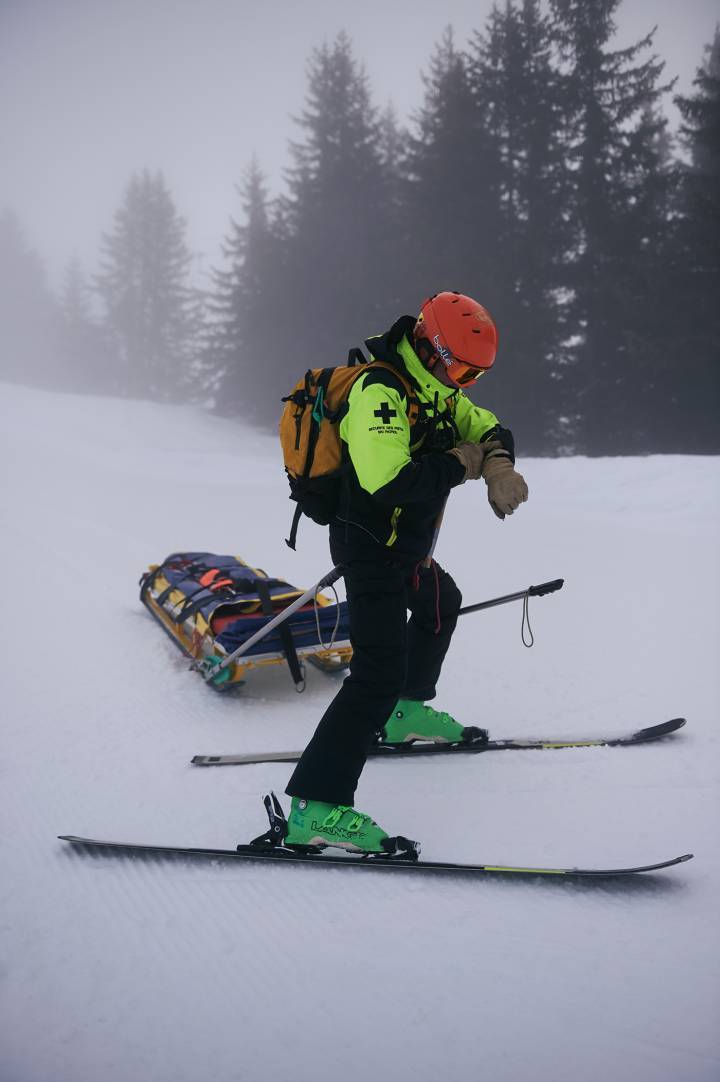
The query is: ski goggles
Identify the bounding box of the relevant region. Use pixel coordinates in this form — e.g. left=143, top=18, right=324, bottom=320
left=431, top=352, right=487, bottom=387
left=451, top=361, right=487, bottom=387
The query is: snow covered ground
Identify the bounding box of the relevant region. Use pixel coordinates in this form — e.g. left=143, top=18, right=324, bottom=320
left=1, top=381, right=719, bottom=1082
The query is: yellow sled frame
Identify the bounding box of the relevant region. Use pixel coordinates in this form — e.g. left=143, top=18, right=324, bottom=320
left=141, top=557, right=352, bottom=689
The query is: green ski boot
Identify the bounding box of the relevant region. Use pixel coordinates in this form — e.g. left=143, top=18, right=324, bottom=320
left=381, top=699, right=488, bottom=746
left=284, top=796, right=418, bottom=858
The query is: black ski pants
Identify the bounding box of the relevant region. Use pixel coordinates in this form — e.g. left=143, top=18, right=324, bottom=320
left=285, top=555, right=462, bottom=806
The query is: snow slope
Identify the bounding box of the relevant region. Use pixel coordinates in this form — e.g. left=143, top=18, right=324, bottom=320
left=1, top=381, right=719, bottom=1082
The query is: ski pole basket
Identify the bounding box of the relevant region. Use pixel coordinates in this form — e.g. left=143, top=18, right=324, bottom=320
left=139, top=552, right=352, bottom=691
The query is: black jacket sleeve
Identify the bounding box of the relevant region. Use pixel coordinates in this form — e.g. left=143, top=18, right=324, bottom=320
left=371, top=453, right=466, bottom=505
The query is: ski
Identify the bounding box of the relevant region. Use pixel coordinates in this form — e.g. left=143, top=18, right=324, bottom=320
left=59, top=790, right=692, bottom=880
left=58, top=835, right=693, bottom=879
left=190, top=717, right=686, bottom=767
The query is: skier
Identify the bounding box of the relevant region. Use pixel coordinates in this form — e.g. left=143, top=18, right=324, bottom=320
left=284, top=291, right=528, bottom=854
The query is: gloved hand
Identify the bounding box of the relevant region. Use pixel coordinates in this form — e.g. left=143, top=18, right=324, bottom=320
left=482, top=453, right=528, bottom=519
left=446, top=440, right=501, bottom=481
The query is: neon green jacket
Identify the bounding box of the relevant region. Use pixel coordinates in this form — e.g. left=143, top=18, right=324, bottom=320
left=332, top=317, right=501, bottom=560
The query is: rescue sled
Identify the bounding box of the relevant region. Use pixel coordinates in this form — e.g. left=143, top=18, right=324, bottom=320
left=139, top=552, right=351, bottom=690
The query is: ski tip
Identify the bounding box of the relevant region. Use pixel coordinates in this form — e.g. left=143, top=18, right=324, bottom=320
left=677, top=853, right=694, bottom=863
left=632, top=717, right=687, bottom=741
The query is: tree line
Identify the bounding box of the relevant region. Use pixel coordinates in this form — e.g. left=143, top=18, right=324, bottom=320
left=1, top=0, right=718, bottom=454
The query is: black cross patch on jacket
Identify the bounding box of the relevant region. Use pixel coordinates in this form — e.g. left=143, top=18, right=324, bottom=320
left=373, top=402, right=397, bottom=425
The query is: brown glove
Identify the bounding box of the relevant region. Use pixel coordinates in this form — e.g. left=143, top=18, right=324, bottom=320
left=446, top=440, right=501, bottom=482
left=482, top=452, right=529, bottom=519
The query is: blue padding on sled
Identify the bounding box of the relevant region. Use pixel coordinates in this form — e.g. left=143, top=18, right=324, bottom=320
left=216, top=602, right=350, bottom=657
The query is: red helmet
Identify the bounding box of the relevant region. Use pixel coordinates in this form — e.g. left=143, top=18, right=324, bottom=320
left=414, top=291, right=498, bottom=387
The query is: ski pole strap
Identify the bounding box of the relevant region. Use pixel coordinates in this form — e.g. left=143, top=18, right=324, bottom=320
left=312, top=581, right=341, bottom=651
left=521, top=592, right=534, bottom=649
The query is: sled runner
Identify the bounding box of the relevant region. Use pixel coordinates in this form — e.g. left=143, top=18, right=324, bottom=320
left=139, top=552, right=351, bottom=690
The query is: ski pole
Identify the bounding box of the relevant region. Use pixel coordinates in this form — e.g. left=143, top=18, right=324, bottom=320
left=422, top=499, right=448, bottom=568
left=458, top=578, right=564, bottom=617
left=197, top=564, right=346, bottom=682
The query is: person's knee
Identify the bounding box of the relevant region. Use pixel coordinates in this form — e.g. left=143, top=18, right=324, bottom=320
left=436, top=567, right=462, bottom=618
left=348, top=651, right=406, bottom=700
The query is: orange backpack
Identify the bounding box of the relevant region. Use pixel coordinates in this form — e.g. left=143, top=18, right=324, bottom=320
left=280, top=349, right=418, bottom=548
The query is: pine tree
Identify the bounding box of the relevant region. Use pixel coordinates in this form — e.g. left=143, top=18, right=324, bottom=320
left=550, top=0, right=673, bottom=452
left=0, top=209, right=57, bottom=387
left=467, top=1, right=571, bottom=452
left=180, top=259, right=214, bottom=404
left=96, top=171, right=196, bottom=400
left=207, top=160, right=284, bottom=418
left=57, top=256, right=110, bottom=392
left=377, top=103, right=408, bottom=194
left=616, top=100, right=677, bottom=451
left=280, top=33, right=397, bottom=367
left=406, top=28, right=503, bottom=306
left=376, top=103, right=412, bottom=312
left=670, top=28, right=720, bottom=450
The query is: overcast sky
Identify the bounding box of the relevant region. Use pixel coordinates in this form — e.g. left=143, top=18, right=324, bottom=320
left=2, top=0, right=718, bottom=291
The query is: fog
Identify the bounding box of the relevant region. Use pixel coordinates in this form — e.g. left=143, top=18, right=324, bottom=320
left=1, top=14, right=719, bottom=1078
left=1, top=0, right=718, bottom=455
left=1, top=0, right=718, bottom=285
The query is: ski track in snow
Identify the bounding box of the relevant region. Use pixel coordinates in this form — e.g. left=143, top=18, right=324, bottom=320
left=1, top=382, right=719, bottom=1082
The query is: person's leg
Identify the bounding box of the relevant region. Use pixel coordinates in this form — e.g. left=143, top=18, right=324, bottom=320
left=382, top=560, right=486, bottom=745
left=402, top=560, right=462, bottom=701
left=285, top=558, right=409, bottom=806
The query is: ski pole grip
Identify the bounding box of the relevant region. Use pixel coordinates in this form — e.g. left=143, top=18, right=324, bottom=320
left=527, top=578, right=564, bottom=597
